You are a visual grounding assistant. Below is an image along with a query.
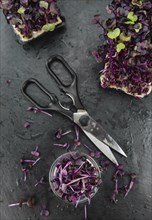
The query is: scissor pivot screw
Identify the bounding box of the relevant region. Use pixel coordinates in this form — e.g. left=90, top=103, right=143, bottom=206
left=79, top=115, right=90, bottom=127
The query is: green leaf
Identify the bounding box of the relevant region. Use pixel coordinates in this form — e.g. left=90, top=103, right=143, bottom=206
left=132, top=0, right=143, bottom=6
left=17, top=7, right=25, bottom=14
left=39, top=1, right=49, bottom=9
left=125, top=21, right=135, bottom=25
left=127, top=12, right=138, bottom=22
left=107, top=28, right=121, bottom=39
left=134, top=23, right=142, bottom=33
left=116, top=43, right=126, bottom=53
left=119, top=32, right=131, bottom=42
left=42, top=23, right=56, bottom=32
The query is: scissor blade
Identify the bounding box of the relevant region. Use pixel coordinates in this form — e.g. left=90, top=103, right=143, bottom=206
left=83, top=130, right=119, bottom=165
left=73, top=110, right=127, bottom=158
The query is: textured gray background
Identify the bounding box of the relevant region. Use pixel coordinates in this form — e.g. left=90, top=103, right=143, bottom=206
left=0, top=0, right=152, bottom=220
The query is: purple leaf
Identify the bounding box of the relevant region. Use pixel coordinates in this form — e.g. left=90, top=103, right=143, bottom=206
left=31, top=146, right=40, bottom=157
left=23, top=121, right=31, bottom=128
left=40, top=208, right=50, bottom=217
left=5, top=79, right=11, bottom=86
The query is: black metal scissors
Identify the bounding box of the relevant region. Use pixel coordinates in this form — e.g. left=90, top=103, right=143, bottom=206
left=22, top=55, right=127, bottom=165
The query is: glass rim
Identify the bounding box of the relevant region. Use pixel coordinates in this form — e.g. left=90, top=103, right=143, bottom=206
left=49, top=151, right=101, bottom=204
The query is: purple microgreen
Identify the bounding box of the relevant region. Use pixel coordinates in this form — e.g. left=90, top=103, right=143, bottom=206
left=71, top=195, right=77, bottom=205
left=100, top=160, right=110, bottom=170
left=23, top=121, right=31, bottom=128
left=8, top=196, right=35, bottom=208
left=111, top=178, right=119, bottom=203
left=73, top=126, right=81, bottom=149
left=23, top=169, right=29, bottom=181
left=113, top=164, right=125, bottom=178
left=55, top=128, right=62, bottom=139
left=35, top=177, right=46, bottom=187
left=114, top=178, right=119, bottom=195
left=75, top=197, right=80, bottom=208
left=54, top=143, right=70, bottom=150
left=83, top=144, right=102, bottom=158
left=40, top=206, right=50, bottom=217
left=27, top=106, right=52, bottom=117
left=31, top=157, right=41, bottom=167
left=20, top=159, right=35, bottom=164
left=41, top=110, right=52, bottom=117
left=31, top=146, right=40, bottom=157
left=55, top=128, right=71, bottom=139
left=84, top=204, right=88, bottom=220
left=111, top=190, right=118, bottom=204
left=92, top=50, right=103, bottom=63
left=5, top=79, right=11, bottom=86
left=27, top=107, right=40, bottom=113
left=20, top=157, right=40, bottom=181
left=124, top=173, right=136, bottom=198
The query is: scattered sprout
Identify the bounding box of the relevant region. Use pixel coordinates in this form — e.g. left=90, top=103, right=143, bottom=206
left=5, top=79, right=11, bottom=86
left=31, top=146, right=40, bottom=157
left=55, top=128, right=71, bottom=139
left=9, top=196, right=35, bottom=208
left=73, top=126, right=81, bottom=149
left=20, top=157, right=41, bottom=181
left=124, top=173, right=137, bottom=198
left=40, top=206, right=50, bottom=216
left=27, top=106, right=52, bottom=117
left=35, top=177, right=46, bottom=187
left=84, top=204, right=88, bottom=220
left=54, top=143, right=70, bottom=150
left=23, top=121, right=31, bottom=128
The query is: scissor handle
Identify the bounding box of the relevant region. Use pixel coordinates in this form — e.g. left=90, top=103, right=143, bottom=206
left=22, top=78, right=73, bottom=119
left=46, top=55, right=83, bottom=109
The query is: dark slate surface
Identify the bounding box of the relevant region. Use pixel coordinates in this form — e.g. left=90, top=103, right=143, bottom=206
left=0, top=0, right=152, bottom=220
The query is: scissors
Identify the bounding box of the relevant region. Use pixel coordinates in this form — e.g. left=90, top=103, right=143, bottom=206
left=22, top=55, right=127, bottom=165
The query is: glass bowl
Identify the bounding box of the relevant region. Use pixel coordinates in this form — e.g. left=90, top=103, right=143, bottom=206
left=49, top=151, right=102, bottom=204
